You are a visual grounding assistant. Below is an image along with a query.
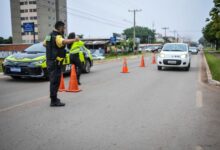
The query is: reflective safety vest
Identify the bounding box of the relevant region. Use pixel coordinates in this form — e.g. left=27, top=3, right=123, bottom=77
left=45, top=31, right=66, bottom=61
left=69, top=41, right=85, bottom=63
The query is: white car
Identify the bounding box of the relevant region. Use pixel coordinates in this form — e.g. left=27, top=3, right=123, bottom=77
left=157, top=43, right=191, bottom=71
left=189, top=47, right=198, bottom=54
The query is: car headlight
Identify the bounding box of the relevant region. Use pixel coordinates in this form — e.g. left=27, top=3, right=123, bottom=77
left=3, top=59, right=8, bottom=64
left=31, top=60, right=44, bottom=65
left=159, top=53, right=165, bottom=58
left=181, top=54, right=187, bottom=59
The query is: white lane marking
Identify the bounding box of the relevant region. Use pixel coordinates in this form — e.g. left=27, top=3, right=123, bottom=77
left=196, top=91, right=203, bottom=108
left=0, top=96, right=48, bottom=113
left=196, top=146, right=203, bottom=150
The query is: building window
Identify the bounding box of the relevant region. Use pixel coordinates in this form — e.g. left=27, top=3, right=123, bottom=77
left=48, top=1, right=50, bottom=4
left=20, top=10, right=25, bottom=13
left=48, top=16, right=51, bottom=19
left=25, top=9, right=28, bottom=13
left=30, top=16, right=37, bottom=20
left=48, top=8, right=51, bottom=11
left=49, top=24, right=51, bottom=27
left=29, top=1, right=37, bottom=4
left=29, top=9, right=37, bottom=12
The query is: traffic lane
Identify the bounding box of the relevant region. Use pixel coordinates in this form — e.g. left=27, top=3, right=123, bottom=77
left=0, top=77, right=49, bottom=109
left=0, top=55, right=139, bottom=110
left=196, top=85, right=220, bottom=149
left=195, top=52, right=220, bottom=149
left=0, top=55, right=204, bottom=150
left=0, top=55, right=143, bottom=110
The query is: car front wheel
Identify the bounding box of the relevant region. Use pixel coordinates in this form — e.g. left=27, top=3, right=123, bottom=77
left=157, top=66, right=162, bottom=70
left=84, top=60, right=91, bottom=73
left=184, top=63, right=190, bottom=71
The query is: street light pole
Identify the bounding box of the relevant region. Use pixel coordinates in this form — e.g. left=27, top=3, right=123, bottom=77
left=162, top=27, right=169, bottom=43
left=170, top=30, right=177, bottom=42
left=129, top=9, right=142, bottom=53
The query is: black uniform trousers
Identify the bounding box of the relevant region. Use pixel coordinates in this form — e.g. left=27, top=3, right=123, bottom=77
left=47, top=59, right=62, bottom=99
left=70, top=53, right=82, bottom=82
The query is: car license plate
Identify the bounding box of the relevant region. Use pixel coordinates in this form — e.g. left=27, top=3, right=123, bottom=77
left=168, top=61, right=177, bottom=64
left=10, top=67, right=21, bottom=72
left=65, top=64, right=71, bottom=71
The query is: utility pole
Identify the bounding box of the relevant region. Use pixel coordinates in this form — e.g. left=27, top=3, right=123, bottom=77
left=162, top=27, right=169, bottom=42
left=170, top=30, right=177, bottom=42
left=129, top=9, right=142, bottom=53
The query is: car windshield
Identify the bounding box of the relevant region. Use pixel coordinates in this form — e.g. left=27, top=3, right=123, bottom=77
left=24, top=43, right=46, bottom=53
left=189, top=47, right=197, bottom=50
left=163, top=44, right=187, bottom=52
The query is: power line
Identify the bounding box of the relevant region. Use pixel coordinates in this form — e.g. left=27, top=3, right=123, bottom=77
left=68, top=0, right=133, bottom=26
left=67, top=7, right=130, bottom=27
left=37, top=2, right=127, bottom=29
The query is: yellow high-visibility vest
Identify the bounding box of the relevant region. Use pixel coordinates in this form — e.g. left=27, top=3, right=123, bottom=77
left=69, top=41, right=85, bottom=63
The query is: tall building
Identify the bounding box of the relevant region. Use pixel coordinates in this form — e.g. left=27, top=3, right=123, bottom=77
left=10, top=0, right=67, bottom=43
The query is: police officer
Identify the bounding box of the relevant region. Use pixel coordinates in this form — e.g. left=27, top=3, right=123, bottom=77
left=67, top=32, right=85, bottom=85
left=45, top=21, right=78, bottom=107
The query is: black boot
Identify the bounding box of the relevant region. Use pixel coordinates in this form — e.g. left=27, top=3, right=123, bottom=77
left=77, top=75, right=81, bottom=85
left=50, top=96, right=65, bottom=107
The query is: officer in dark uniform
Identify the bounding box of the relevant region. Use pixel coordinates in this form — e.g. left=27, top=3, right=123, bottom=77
left=45, top=21, right=78, bottom=107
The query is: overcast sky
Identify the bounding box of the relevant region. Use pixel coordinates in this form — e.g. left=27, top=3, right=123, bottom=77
left=0, top=0, right=213, bottom=41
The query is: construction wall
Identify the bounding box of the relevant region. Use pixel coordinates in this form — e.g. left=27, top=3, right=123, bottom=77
left=0, top=44, right=31, bottom=58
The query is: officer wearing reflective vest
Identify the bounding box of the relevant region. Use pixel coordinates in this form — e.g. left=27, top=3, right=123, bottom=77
left=67, top=32, right=85, bottom=85
left=44, top=21, right=78, bottom=107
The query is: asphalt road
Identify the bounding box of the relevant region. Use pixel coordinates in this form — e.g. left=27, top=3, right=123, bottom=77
left=0, top=53, right=220, bottom=150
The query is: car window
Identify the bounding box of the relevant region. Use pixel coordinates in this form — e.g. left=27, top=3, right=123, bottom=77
left=24, top=43, right=46, bottom=53
left=163, top=44, right=187, bottom=52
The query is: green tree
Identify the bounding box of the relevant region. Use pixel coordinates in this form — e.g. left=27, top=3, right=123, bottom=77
left=203, top=0, right=220, bottom=49
left=123, top=26, right=155, bottom=44
left=0, top=36, right=12, bottom=44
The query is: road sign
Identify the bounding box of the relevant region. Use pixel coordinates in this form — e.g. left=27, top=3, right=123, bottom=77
left=110, top=37, right=116, bottom=44
left=23, top=22, right=35, bottom=32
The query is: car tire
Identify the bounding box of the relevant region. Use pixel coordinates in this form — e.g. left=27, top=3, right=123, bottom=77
left=157, top=66, right=162, bottom=70
left=184, top=63, right=190, bottom=71
left=11, top=76, right=21, bottom=80
left=84, top=60, right=91, bottom=73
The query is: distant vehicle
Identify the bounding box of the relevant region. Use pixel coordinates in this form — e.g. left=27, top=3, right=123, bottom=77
left=157, top=43, right=191, bottom=71
left=92, top=54, right=105, bottom=60
left=139, top=44, right=162, bottom=52
left=189, top=47, right=198, bottom=54
left=2, top=43, right=93, bottom=79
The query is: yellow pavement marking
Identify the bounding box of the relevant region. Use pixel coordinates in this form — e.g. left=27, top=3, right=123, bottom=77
left=0, top=96, right=48, bottom=113
left=196, top=91, right=203, bottom=108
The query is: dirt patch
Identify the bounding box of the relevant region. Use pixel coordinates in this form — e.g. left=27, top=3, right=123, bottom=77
left=200, top=52, right=208, bottom=84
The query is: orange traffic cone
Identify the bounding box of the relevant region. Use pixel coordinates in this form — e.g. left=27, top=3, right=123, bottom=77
left=139, top=55, right=145, bottom=67
left=151, top=53, right=157, bottom=64
left=121, top=58, right=129, bottom=73
left=58, top=73, right=66, bottom=92
left=66, top=64, right=81, bottom=92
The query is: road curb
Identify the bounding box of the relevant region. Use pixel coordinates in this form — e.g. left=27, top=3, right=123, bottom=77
left=203, top=53, right=220, bottom=86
